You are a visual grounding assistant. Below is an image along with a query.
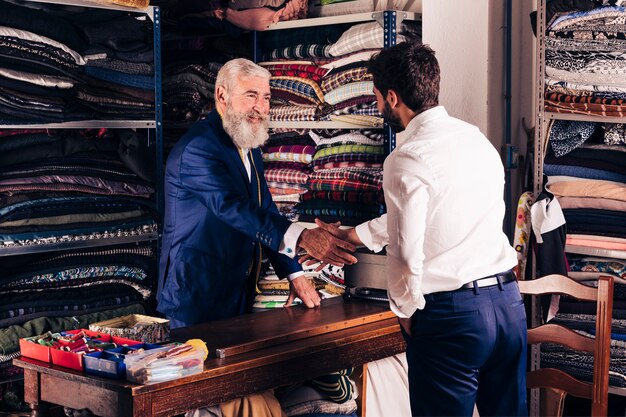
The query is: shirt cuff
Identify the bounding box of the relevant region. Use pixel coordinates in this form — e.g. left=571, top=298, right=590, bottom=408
left=279, top=223, right=306, bottom=258
left=355, top=217, right=386, bottom=253
left=286, top=271, right=305, bottom=282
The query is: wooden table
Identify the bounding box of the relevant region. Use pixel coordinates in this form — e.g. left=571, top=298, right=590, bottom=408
left=14, top=298, right=405, bottom=417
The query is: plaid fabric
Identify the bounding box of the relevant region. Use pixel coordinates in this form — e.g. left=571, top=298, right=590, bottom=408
left=264, top=144, right=316, bottom=155
left=328, top=114, right=383, bottom=127
left=321, top=67, right=372, bottom=93
left=329, top=22, right=406, bottom=57
left=263, top=63, right=329, bottom=78
left=270, top=105, right=318, bottom=121
left=271, top=77, right=325, bottom=103
left=332, top=102, right=380, bottom=117
left=324, top=81, right=374, bottom=105
left=313, top=144, right=384, bottom=160
left=310, top=129, right=383, bottom=141
left=267, top=181, right=308, bottom=190
left=265, top=168, right=310, bottom=185
left=263, top=44, right=333, bottom=61
left=331, top=95, right=376, bottom=111
left=302, top=190, right=385, bottom=204
left=315, top=161, right=383, bottom=170
left=310, top=167, right=383, bottom=185
left=264, top=161, right=312, bottom=172
left=312, top=153, right=385, bottom=168
left=269, top=186, right=308, bottom=195
left=307, top=178, right=382, bottom=191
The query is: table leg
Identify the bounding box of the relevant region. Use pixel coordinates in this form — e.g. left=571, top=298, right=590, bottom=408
left=22, top=368, right=52, bottom=417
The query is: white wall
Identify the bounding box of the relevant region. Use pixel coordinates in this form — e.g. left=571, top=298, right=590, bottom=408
left=420, top=0, right=535, bottom=237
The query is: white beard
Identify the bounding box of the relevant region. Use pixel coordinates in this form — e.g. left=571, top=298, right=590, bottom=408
left=222, top=107, right=269, bottom=149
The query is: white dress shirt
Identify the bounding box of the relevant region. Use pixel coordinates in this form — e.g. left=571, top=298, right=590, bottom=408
left=355, top=106, right=517, bottom=318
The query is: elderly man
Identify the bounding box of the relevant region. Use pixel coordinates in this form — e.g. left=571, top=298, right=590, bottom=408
left=157, top=58, right=357, bottom=328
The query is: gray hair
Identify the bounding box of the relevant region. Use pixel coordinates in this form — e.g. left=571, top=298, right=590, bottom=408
left=215, top=58, right=271, bottom=95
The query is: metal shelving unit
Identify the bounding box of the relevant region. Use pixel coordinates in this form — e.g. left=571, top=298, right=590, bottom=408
left=531, top=0, right=626, bottom=410
left=0, top=0, right=163, bottom=256
left=255, top=10, right=421, bottom=155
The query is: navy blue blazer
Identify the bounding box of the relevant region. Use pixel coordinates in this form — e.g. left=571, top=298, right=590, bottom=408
left=157, top=111, right=302, bottom=324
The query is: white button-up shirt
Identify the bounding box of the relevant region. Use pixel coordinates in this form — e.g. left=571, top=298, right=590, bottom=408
left=355, top=106, right=517, bottom=318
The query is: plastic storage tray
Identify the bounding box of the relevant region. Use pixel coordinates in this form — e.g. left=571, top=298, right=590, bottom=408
left=125, top=344, right=204, bottom=384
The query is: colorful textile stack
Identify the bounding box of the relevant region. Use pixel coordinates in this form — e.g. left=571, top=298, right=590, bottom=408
left=259, top=20, right=420, bottom=127
left=296, top=129, right=386, bottom=226
left=253, top=258, right=336, bottom=310
left=0, top=1, right=155, bottom=124
left=262, top=130, right=316, bottom=221
left=543, top=5, right=626, bottom=117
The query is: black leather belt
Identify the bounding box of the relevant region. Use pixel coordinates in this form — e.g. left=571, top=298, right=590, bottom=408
left=459, top=270, right=517, bottom=290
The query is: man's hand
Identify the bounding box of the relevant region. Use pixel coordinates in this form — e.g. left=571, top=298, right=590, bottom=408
left=298, top=219, right=364, bottom=270
left=314, top=219, right=363, bottom=247
left=296, top=222, right=357, bottom=267
left=285, top=276, right=321, bottom=308
left=398, top=317, right=413, bottom=337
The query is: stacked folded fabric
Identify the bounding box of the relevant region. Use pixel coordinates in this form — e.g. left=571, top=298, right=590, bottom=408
left=544, top=121, right=626, bottom=263
left=0, top=1, right=155, bottom=123
left=262, top=130, right=316, bottom=220
left=543, top=5, right=626, bottom=117
left=541, top=314, right=626, bottom=387
left=295, top=129, right=385, bottom=226
left=259, top=20, right=420, bottom=126
left=0, top=129, right=157, bottom=250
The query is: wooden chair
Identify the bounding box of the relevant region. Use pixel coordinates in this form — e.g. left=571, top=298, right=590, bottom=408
left=518, top=274, right=614, bottom=417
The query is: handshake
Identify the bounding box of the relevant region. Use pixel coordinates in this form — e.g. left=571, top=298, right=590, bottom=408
left=295, top=219, right=363, bottom=268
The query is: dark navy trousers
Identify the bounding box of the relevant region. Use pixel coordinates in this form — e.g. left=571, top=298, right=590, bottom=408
left=403, top=280, right=528, bottom=417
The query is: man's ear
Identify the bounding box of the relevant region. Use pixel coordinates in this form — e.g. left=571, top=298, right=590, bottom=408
left=387, top=89, right=400, bottom=108
left=215, top=85, right=227, bottom=105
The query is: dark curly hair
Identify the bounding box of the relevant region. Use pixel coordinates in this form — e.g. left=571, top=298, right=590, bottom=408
left=367, top=42, right=440, bottom=114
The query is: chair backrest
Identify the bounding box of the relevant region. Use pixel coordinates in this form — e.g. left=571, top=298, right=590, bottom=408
left=518, top=274, right=614, bottom=417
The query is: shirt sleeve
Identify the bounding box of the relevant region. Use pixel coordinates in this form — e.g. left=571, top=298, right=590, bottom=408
left=355, top=214, right=388, bottom=253
left=279, top=222, right=306, bottom=258
left=286, top=270, right=305, bottom=281
left=385, top=152, right=430, bottom=318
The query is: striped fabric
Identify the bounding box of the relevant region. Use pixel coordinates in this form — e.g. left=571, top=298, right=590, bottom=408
left=332, top=102, right=380, bottom=117
left=313, top=143, right=384, bottom=160
left=307, top=178, right=382, bottom=192
left=312, top=153, right=385, bottom=168
left=264, top=151, right=314, bottom=164
left=328, top=114, right=383, bottom=127
left=270, top=105, right=318, bottom=121
left=264, top=44, right=333, bottom=60
left=264, top=161, right=312, bottom=172
left=268, top=186, right=308, bottom=195
left=321, top=67, right=372, bottom=93
left=315, top=161, right=383, bottom=170
left=264, top=144, right=316, bottom=155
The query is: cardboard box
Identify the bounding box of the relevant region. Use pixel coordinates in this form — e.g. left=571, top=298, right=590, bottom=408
left=89, top=315, right=170, bottom=344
